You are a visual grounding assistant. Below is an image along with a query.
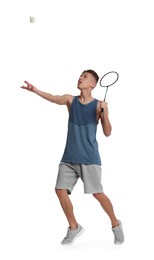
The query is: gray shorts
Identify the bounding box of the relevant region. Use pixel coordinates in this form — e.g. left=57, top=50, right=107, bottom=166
left=55, top=162, right=103, bottom=194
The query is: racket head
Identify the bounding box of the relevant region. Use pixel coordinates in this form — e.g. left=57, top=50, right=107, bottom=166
left=100, top=71, right=119, bottom=88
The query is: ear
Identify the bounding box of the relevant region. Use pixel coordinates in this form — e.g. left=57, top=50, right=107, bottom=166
left=91, top=82, right=96, bottom=89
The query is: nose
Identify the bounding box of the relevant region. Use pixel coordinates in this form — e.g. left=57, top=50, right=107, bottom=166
left=79, top=75, right=83, bottom=82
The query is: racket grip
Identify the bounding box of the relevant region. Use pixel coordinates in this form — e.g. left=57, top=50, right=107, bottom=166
left=101, top=108, right=104, bottom=113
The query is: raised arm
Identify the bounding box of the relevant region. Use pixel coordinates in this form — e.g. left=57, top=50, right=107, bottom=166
left=98, top=101, right=112, bottom=137
left=21, top=81, right=73, bottom=106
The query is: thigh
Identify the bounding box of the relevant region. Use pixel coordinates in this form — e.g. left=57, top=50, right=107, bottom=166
left=55, top=163, right=79, bottom=194
left=80, top=164, right=103, bottom=194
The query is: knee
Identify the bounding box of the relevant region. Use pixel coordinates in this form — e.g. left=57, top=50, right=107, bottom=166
left=55, top=188, right=67, bottom=198
left=93, top=192, right=103, bottom=200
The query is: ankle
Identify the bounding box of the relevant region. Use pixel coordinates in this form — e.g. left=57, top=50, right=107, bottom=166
left=70, top=223, right=78, bottom=230
left=112, top=220, right=119, bottom=228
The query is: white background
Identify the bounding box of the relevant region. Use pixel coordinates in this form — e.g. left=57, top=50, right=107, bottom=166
left=0, top=0, right=154, bottom=259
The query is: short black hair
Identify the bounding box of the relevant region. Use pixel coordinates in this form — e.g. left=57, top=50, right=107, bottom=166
left=82, top=69, right=99, bottom=83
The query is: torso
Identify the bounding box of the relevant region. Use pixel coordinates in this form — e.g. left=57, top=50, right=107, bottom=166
left=61, top=95, right=102, bottom=165
left=67, top=95, right=101, bottom=121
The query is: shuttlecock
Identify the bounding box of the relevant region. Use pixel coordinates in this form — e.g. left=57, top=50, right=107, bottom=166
left=30, top=16, right=36, bottom=23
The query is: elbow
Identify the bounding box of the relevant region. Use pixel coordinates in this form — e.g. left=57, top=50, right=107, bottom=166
left=105, top=132, right=111, bottom=137
left=104, top=128, right=112, bottom=137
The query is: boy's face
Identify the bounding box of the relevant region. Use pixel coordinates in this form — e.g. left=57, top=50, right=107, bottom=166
left=77, top=72, right=96, bottom=90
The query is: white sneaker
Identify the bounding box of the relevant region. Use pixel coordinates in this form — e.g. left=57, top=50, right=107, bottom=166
left=112, top=220, right=124, bottom=245
left=61, top=224, right=84, bottom=245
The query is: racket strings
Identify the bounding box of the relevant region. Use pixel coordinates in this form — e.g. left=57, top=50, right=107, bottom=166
left=99, top=71, right=119, bottom=102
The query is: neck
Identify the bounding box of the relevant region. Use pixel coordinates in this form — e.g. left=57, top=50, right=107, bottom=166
left=79, top=90, right=93, bottom=102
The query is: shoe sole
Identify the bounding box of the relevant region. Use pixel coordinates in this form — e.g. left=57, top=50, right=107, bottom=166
left=61, top=227, right=84, bottom=245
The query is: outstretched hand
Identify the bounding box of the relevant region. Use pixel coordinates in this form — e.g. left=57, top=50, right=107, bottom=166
left=21, top=81, right=37, bottom=92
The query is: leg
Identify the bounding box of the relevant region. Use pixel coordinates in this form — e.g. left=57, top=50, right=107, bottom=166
left=93, top=192, right=125, bottom=244
left=93, top=192, right=119, bottom=228
left=55, top=189, right=78, bottom=230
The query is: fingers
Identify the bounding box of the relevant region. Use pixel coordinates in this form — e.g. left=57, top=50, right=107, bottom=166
left=100, top=101, right=108, bottom=108
left=100, top=101, right=108, bottom=114
left=24, top=81, right=31, bottom=85
left=21, top=81, right=33, bottom=91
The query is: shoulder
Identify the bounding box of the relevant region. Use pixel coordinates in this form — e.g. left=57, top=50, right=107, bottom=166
left=96, top=99, right=101, bottom=109
left=63, top=94, right=74, bottom=110
left=63, top=94, right=74, bottom=104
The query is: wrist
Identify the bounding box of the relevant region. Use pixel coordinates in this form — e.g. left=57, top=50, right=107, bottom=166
left=34, top=88, right=39, bottom=95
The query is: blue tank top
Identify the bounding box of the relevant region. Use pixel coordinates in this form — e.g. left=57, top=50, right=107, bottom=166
left=61, top=96, right=101, bottom=165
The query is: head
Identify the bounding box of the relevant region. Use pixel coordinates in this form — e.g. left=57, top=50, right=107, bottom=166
left=77, top=69, right=99, bottom=90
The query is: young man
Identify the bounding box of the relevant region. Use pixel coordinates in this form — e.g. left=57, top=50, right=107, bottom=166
left=21, top=69, right=124, bottom=245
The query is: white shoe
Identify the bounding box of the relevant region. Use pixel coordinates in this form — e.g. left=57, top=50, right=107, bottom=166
left=112, top=220, right=124, bottom=245
left=61, top=224, right=84, bottom=245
